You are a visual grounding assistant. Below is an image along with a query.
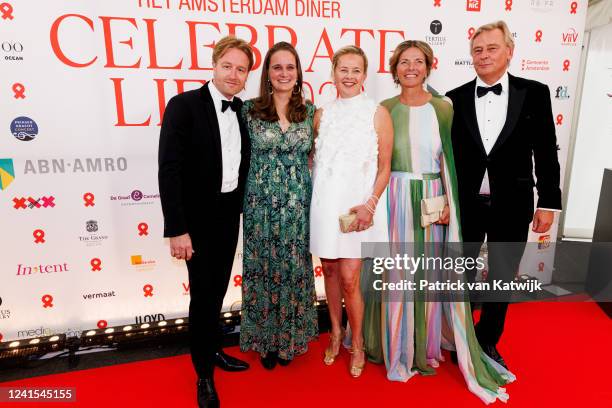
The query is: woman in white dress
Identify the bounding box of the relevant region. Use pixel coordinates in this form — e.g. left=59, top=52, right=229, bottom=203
left=310, top=45, right=393, bottom=378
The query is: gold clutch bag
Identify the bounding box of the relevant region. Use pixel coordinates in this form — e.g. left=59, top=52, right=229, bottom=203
left=339, top=213, right=373, bottom=233
left=420, top=195, right=448, bottom=227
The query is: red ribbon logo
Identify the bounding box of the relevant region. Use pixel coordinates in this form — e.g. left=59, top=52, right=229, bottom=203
left=432, top=57, right=438, bottom=70
left=42, top=294, right=54, bottom=308
left=535, top=30, right=543, bottom=42
left=563, top=60, right=570, bottom=71
left=143, top=284, right=154, bottom=297
left=138, top=222, right=149, bottom=236
left=12, top=83, right=25, bottom=99
left=233, top=275, right=242, bottom=287
left=0, top=2, right=13, bottom=20
left=83, top=192, right=95, bottom=207
left=505, top=0, right=512, bottom=11
left=433, top=0, right=441, bottom=7
left=468, top=27, right=475, bottom=39
left=33, top=229, right=45, bottom=243
left=314, top=266, right=323, bottom=277
left=570, top=1, right=578, bottom=14
left=91, top=258, right=102, bottom=271
left=538, top=262, right=545, bottom=272
left=97, top=320, right=108, bottom=329
left=556, top=114, right=564, bottom=125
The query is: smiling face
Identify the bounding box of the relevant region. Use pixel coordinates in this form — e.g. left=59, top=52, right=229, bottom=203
left=395, top=47, right=429, bottom=89
left=212, top=47, right=250, bottom=99
left=333, top=53, right=367, bottom=98
left=471, top=28, right=513, bottom=85
left=268, top=49, right=298, bottom=94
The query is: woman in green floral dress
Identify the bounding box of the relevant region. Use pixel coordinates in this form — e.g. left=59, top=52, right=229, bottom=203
left=239, top=42, right=318, bottom=369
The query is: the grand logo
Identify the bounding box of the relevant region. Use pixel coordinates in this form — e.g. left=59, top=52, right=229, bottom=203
left=16, top=262, right=69, bottom=276
left=0, top=158, right=15, bottom=190
left=22, top=157, right=128, bottom=174
left=79, top=220, right=109, bottom=246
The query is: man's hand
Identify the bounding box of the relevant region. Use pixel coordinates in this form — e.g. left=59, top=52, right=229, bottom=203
left=532, top=209, right=554, bottom=233
left=169, top=233, right=194, bottom=261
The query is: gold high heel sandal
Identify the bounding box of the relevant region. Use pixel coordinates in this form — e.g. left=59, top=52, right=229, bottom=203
left=323, top=329, right=344, bottom=365
left=349, top=347, right=366, bottom=378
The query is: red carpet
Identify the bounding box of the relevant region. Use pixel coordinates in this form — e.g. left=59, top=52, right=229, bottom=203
left=2, top=302, right=611, bottom=407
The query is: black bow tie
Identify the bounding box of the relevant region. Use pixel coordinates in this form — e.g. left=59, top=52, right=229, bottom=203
left=221, top=98, right=241, bottom=113
left=476, top=83, right=502, bottom=98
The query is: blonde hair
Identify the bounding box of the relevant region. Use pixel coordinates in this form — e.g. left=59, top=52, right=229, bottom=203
left=389, top=40, right=434, bottom=83
left=212, top=36, right=255, bottom=70
left=331, top=45, right=368, bottom=73
left=470, top=21, right=515, bottom=51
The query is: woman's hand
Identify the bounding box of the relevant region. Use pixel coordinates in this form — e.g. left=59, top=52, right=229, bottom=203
left=436, top=205, right=450, bottom=225
left=348, top=204, right=374, bottom=232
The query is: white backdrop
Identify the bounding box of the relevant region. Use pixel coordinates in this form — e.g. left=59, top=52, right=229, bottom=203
left=0, top=0, right=587, bottom=342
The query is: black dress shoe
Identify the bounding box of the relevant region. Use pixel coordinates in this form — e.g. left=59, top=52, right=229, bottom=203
left=215, top=350, right=249, bottom=372
left=197, top=377, right=219, bottom=408
left=277, top=356, right=292, bottom=367
left=450, top=350, right=458, bottom=365
left=481, top=344, right=508, bottom=369
left=260, top=351, right=277, bottom=370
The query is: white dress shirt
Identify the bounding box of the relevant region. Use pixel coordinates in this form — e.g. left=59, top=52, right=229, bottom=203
left=474, top=71, right=509, bottom=195
left=209, top=80, right=241, bottom=193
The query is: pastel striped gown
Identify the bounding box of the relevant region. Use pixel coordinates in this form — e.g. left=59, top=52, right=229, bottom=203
left=362, top=95, right=515, bottom=404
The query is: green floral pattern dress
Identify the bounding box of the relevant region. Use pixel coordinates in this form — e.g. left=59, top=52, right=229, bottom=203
left=239, top=100, right=318, bottom=360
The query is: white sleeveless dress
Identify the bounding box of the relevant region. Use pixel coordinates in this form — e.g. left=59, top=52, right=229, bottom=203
left=310, top=93, right=388, bottom=259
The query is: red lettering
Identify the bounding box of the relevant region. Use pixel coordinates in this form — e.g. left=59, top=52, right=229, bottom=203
left=377, top=29, right=405, bottom=73
left=186, top=21, right=220, bottom=70
left=266, top=24, right=297, bottom=48
left=227, top=23, right=261, bottom=70
left=50, top=14, right=97, bottom=68
left=306, top=28, right=334, bottom=72
left=111, top=78, right=151, bottom=126
left=144, top=19, right=183, bottom=69
left=100, top=16, right=142, bottom=68
left=340, top=28, right=375, bottom=48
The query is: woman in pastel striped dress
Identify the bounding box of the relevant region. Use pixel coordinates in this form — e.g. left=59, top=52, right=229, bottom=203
left=363, top=40, right=516, bottom=404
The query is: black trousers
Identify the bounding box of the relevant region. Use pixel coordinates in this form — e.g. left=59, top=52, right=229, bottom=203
left=462, top=195, right=529, bottom=346
left=185, top=190, right=241, bottom=378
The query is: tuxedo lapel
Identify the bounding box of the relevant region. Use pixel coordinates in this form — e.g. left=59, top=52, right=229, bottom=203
left=489, top=73, right=526, bottom=156
left=461, top=79, right=487, bottom=157
left=200, top=82, right=223, bottom=186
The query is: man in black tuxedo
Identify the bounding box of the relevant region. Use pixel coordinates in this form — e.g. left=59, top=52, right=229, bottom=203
left=447, top=21, right=562, bottom=368
left=158, top=36, right=253, bottom=408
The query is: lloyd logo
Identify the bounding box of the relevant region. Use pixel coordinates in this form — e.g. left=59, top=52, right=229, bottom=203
left=135, top=313, right=165, bottom=324
left=561, top=28, right=578, bottom=45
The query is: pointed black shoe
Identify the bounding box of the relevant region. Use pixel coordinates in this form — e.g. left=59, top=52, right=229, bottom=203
left=197, top=377, right=219, bottom=408
left=481, top=344, right=508, bottom=369
left=277, top=357, right=292, bottom=367
left=450, top=350, right=458, bottom=365
left=215, top=350, right=249, bottom=372
left=260, top=351, right=278, bottom=370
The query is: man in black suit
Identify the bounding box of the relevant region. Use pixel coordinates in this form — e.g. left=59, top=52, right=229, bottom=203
left=447, top=21, right=562, bottom=368
left=158, top=36, right=254, bottom=408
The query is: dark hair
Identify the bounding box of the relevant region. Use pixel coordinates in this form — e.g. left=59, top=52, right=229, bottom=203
left=250, top=42, right=307, bottom=123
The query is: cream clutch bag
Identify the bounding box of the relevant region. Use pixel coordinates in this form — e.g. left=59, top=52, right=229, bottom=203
left=339, top=213, right=373, bottom=233
left=420, top=195, right=448, bottom=227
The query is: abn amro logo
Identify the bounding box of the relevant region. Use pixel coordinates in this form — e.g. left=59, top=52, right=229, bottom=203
left=0, top=158, right=15, bottom=190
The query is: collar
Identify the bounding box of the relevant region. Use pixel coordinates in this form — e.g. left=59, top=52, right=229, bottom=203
left=209, top=80, right=235, bottom=113
left=475, top=71, right=509, bottom=95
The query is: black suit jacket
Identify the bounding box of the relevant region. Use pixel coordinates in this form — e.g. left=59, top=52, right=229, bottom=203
left=446, top=74, right=562, bottom=226
left=158, top=82, right=251, bottom=237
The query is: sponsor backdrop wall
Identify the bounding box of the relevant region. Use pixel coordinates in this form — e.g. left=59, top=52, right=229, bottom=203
left=0, top=0, right=586, bottom=341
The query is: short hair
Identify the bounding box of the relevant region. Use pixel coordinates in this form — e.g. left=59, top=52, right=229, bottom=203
left=470, top=21, right=515, bottom=51
left=212, top=36, right=255, bottom=71
left=389, top=40, right=434, bottom=84
left=331, top=45, right=368, bottom=73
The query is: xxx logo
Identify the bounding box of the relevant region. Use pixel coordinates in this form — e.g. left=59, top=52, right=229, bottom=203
left=13, top=196, right=55, bottom=209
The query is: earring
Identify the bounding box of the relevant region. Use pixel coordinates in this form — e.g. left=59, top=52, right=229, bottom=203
left=293, top=82, right=301, bottom=95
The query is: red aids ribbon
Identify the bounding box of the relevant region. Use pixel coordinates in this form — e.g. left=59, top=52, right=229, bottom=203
left=33, top=229, right=45, bottom=243
left=97, top=320, right=108, bottom=329
left=42, top=196, right=55, bottom=208
left=91, top=258, right=102, bottom=271
left=563, top=60, right=570, bottom=71
left=433, top=0, right=441, bottom=7
left=538, top=262, right=545, bottom=272
left=233, top=275, right=242, bottom=287
left=314, top=266, right=323, bottom=277
left=137, top=222, right=149, bottom=236
left=432, top=57, right=439, bottom=70
left=83, top=192, right=95, bottom=207
left=570, top=1, right=578, bottom=14
left=468, top=27, right=475, bottom=39
left=42, top=294, right=54, bottom=308
left=0, top=2, right=13, bottom=20
left=13, top=197, right=26, bottom=209
left=505, top=0, right=512, bottom=11
left=535, top=30, right=543, bottom=42
left=143, top=284, right=154, bottom=297
left=12, top=83, right=25, bottom=99
left=556, top=114, right=564, bottom=125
